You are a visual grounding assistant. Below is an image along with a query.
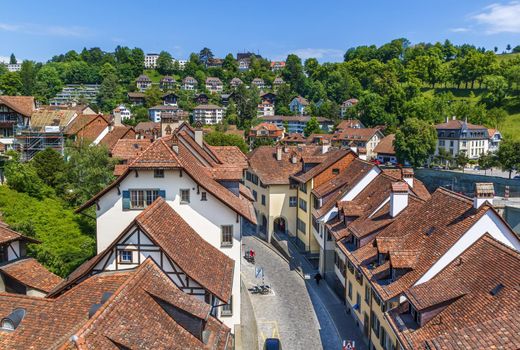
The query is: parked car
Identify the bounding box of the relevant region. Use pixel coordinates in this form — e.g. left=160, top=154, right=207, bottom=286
left=264, top=338, right=281, bottom=350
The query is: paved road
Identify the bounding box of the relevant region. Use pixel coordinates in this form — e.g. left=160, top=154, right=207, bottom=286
left=242, top=235, right=323, bottom=350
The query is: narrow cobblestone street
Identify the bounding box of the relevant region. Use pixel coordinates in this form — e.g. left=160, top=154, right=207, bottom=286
left=241, top=234, right=367, bottom=350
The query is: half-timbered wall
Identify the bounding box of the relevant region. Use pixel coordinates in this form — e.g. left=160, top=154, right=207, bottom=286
left=93, top=226, right=208, bottom=300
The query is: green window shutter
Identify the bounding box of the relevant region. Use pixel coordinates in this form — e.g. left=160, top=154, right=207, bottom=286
left=122, top=190, right=130, bottom=210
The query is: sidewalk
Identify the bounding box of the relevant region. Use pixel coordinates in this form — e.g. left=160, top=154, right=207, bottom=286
left=273, top=233, right=367, bottom=350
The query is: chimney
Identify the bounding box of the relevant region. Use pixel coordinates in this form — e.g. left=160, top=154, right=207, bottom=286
left=113, top=109, right=122, bottom=127
left=194, top=121, right=203, bottom=147
left=276, top=146, right=282, bottom=161
left=445, top=116, right=449, bottom=123
left=171, top=134, right=179, bottom=153
left=390, top=182, right=409, bottom=218
left=402, top=168, right=414, bottom=188
left=290, top=151, right=297, bottom=164
left=474, top=183, right=494, bottom=209
left=321, top=139, right=330, bottom=154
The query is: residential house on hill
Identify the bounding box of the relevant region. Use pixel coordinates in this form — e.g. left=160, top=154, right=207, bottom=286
left=160, top=76, right=176, bottom=90
left=248, top=122, right=284, bottom=145
left=340, top=98, right=359, bottom=118
left=336, top=119, right=364, bottom=131
left=136, top=74, right=152, bottom=92
left=289, top=96, right=309, bottom=115
left=112, top=104, right=131, bottom=121
left=260, top=115, right=333, bottom=134
left=0, top=96, right=35, bottom=150
left=135, top=121, right=160, bottom=140
left=127, top=92, right=146, bottom=106
left=182, top=76, right=198, bottom=90
left=488, top=128, right=502, bottom=152
left=64, top=113, right=110, bottom=145
left=194, top=93, right=209, bottom=105
left=251, top=78, right=266, bottom=89
left=148, top=105, right=186, bottom=123
left=206, top=77, right=224, bottom=93
left=283, top=133, right=307, bottom=145
left=144, top=53, right=159, bottom=68
left=271, top=61, right=286, bottom=71
left=162, top=92, right=178, bottom=106
left=374, top=134, right=397, bottom=165
left=273, top=77, right=285, bottom=87
left=331, top=127, right=384, bottom=159
left=435, top=117, right=490, bottom=159
left=230, top=77, right=243, bottom=88
left=193, top=104, right=225, bottom=125
left=76, top=123, right=255, bottom=330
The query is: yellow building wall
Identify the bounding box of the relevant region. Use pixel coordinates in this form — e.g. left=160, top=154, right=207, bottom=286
left=345, top=263, right=368, bottom=330
left=370, top=293, right=398, bottom=350
left=268, top=184, right=297, bottom=235
left=296, top=180, right=321, bottom=252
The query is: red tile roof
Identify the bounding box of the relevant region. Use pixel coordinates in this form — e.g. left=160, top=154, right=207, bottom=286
left=110, top=138, right=152, bottom=161
left=0, top=258, right=62, bottom=293
left=67, top=259, right=231, bottom=350
left=0, top=96, right=35, bottom=117
left=99, top=126, right=135, bottom=150
left=373, top=134, right=395, bottom=155
left=388, top=234, right=520, bottom=350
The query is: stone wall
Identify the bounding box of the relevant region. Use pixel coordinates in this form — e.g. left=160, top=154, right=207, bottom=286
left=415, top=169, right=520, bottom=197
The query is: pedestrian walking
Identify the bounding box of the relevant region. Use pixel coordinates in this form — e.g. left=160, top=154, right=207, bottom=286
left=314, top=272, right=322, bottom=285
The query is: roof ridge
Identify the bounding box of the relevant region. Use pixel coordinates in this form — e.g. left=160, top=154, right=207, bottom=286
left=435, top=186, right=473, bottom=204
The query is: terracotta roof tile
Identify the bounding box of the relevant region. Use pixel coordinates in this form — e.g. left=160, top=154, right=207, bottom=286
left=110, top=138, right=152, bottom=161
left=0, top=258, right=62, bottom=293
left=373, top=134, right=395, bottom=155
left=99, top=126, right=135, bottom=150
left=292, top=149, right=353, bottom=183
left=0, top=96, right=35, bottom=117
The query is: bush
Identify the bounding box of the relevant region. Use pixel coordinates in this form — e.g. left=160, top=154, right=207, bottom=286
left=0, top=186, right=95, bottom=276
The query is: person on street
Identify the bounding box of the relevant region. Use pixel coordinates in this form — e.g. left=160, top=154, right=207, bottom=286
left=314, top=272, right=322, bottom=285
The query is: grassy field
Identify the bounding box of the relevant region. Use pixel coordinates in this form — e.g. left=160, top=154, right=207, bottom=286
left=501, top=113, right=520, bottom=140
left=143, top=69, right=181, bottom=84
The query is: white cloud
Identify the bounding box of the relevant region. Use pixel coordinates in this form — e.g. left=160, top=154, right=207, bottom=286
left=450, top=27, right=470, bottom=33
left=472, top=2, right=520, bottom=33
left=0, top=56, right=9, bottom=64
left=0, top=22, right=89, bottom=37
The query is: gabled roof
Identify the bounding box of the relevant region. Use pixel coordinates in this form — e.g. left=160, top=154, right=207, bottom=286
left=373, top=134, right=395, bottom=155
left=291, top=96, right=309, bottom=105
left=99, top=126, right=135, bottom=150
left=0, top=222, right=39, bottom=245
left=77, top=130, right=256, bottom=224
left=359, top=188, right=495, bottom=301
left=388, top=234, right=520, bottom=350
left=29, top=109, right=77, bottom=131
left=0, top=258, right=62, bottom=293
left=435, top=119, right=487, bottom=130
left=291, top=149, right=354, bottom=184
left=333, top=127, right=382, bottom=142
left=51, top=199, right=235, bottom=302
left=0, top=96, right=35, bottom=117
left=110, top=138, right=152, bottom=161
left=67, top=259, right=231, bottom=350
left=0, top=259, right=231, bottom=350
left=64, top=114, right=108, bottom=137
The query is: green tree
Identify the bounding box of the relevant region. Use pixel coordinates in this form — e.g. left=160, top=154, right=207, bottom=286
left=9, top=53, right=16, bottom=64
left=454, top=151, right=469, bottom=172
left=478, top=151, right=496, bottom=175
left=97, top=70, right=121, bottom=111
left=0, top=186, right=95, bottom=276
left=482, top=75, right=508, bottom=107
left=156, top=51, right=174, bottom=75
left=395, top=118, right=437, bottom=166
left=19, top=60, right=38, bottom=95
left=283, top=54, right=306, bottom=94
left=63, top=142, right=116, bottom=206
left=204, top=132, right=248, bottom=153
left=144, top=85, right=163, bottom=108
left=304, top=116, right=322, bottom=137
left=4, top=161, right=54, bottom=199
left=31, top=148, right=66, bottom=188
left=199, top=48, right=214, bottom=65
left=496, top=139, right=520, bottom=178
left=34, top=65, right=63, bottom=102
left=0, top=72, right=22, bottom=95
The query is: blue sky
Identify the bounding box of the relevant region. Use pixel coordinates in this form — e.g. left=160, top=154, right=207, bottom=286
left=1, top=0, right=520, bottom=63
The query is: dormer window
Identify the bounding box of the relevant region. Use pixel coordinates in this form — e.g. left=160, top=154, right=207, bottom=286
left=1, top=308, right=25, bottom=332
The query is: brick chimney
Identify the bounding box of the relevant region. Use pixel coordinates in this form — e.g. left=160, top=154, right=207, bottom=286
left=474, top=183, right=494, bottom=209
left=402, top=168, right=414, bottom=188
left=194, top=121, right=203, bottom=147
left=390, top=182, right=409, bottom=217
left=113, top=108, right=122, bottom=127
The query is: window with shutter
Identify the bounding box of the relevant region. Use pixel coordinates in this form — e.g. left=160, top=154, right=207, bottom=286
left=122, top=190, right=131, bottom=210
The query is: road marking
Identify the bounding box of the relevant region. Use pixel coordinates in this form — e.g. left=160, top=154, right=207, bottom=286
left=258, top=320, right=280, bottom=342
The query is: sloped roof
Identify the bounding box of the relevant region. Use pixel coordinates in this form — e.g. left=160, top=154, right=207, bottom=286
left=0, top=223, right=39, bottom=245
left=67, top=259, right=231, bottom=350
left=388, top=234, right=520, bottom=350
left=435, top=119, right=487, bottom=130
left=110, top=138, right=152, bottom=161
left=373, top=134, right=395, bottom=155
left=291, top=149, right=353, bottom=184
left=0, top=96, right=35, bottom=117
left=0, top=258, right=62, bottom=293
left=99, top=126, right=135, bottom=150
left=29, top=109, right=77, bottom=130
